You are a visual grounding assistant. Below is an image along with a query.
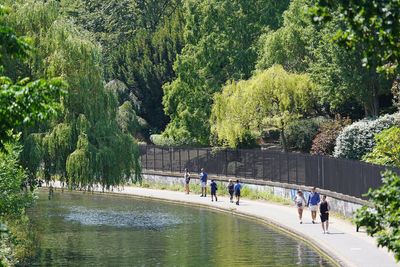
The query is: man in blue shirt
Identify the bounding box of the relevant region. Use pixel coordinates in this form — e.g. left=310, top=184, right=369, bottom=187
left=307, top=186, right=321, bottom=224
left=234, top=180, right=242, bottom=205
left=199, top=168, right=208, bottom=197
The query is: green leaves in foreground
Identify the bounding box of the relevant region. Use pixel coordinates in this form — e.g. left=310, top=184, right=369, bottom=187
left=0, top=77, right=66, bottom=142
left=355, top=171, right=400, bottom=261
left=0, top=138, right=33, bottom=217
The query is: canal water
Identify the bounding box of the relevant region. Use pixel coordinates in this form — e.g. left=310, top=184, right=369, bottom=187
left=27, top=190, right=334, bottom=266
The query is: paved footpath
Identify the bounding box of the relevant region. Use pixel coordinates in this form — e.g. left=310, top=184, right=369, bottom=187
left=51, top=184, right=398, bottom=267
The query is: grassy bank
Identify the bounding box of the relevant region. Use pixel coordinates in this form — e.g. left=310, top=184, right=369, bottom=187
left=138, top=181, right=292, bottom=205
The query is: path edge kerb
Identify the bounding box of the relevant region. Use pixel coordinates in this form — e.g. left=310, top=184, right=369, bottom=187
left=142, top=170, right=370, bottom=207
left=51, top=187, right=344, bottom=267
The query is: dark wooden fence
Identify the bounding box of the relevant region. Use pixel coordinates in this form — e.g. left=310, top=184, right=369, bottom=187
left=139, top=145, right=400, bottom=199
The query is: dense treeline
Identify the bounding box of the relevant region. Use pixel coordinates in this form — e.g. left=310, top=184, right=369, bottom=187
left=0, top=0, right=397, bottom=185
left=2, top=0, right=400, bottom=264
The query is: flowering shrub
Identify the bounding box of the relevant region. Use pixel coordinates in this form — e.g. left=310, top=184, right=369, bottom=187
left=333, top=113, right=400, bottom=159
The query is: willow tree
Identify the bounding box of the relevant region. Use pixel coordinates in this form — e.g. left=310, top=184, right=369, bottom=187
left=162, top=0, right=290, bottom=145
left=6, top=0, right=141, bottom=188
left=211, top=65, right=316, bottom=150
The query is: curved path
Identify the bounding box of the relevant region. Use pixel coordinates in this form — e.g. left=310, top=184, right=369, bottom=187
left=51, top=184, right=398, bottom=267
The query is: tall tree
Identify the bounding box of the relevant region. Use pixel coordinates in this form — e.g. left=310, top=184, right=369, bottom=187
left=257, top=0, right=392, bottom=117
left=6, top=0, right=141, bottom=188
left=162, top=0, right=290, bottom=145
left=312, top=0, right=400, bottom=75
left=211, top=65, right=316, bottom=150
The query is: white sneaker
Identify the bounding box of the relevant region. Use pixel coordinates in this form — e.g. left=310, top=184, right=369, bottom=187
left=326, top=231, right=329, bottom=234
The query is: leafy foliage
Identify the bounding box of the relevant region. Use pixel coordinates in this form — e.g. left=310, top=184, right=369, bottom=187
left=312, top=0, right=400, bottom=74
left=211, top=65, right=316, bottom=149
left=311, top=117, right=351, bottom=156
left=257, top=0, right=392, bottom=118
left=333, top=113, right=400, bottom=159
left=363, top=126, right=400, bottom=168
left=6, top=0, right=141, bottom=188
left=162, top=0, right=290, bottom=145
left=0, top=139, right=33, bottom=217
left=355, top=171, right=400, bottom=261
left=285, top=117, right=326, bottom=152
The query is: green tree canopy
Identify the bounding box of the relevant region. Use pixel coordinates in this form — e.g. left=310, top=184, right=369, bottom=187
left=162, top=0, right=290, bottom=145
left=312, top=0, right=400, bottom=74
left=211, top=65, right=316, bottom=149
left=257, top=0, right=392, bottom=117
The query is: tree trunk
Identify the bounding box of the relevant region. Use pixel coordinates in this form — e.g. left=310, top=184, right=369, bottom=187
left=280, top=128, right=287, bottom=152
left=365, top=73, right=380, bottom=117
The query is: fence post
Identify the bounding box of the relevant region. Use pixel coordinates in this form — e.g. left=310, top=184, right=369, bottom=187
left=161, top=147, right=164, bottom=170
left=262, top=150, right=265, bottom=179
left=278, top=153, right=281, bottom=182
left=243, top=149, right=246, bottom=179
left=225, top=149, right=228, bottom=176
left=145, top=146, right=148, bottom=170
left=188, top=149, right=190, bottom=171
left=197, top=148, right=199, bottom=172
left=287, top=152, right=290, bottom=183
left=321, top=157, right=325, bottom=189
left=235, top=150, right=238, bottom=177
left=153, top=146, right=156, bottom=171
left=170, top=147, right=172, bottom=173
left=295, top=155, right=298, bottom=184
left=179, top=148, right=181, bottom=172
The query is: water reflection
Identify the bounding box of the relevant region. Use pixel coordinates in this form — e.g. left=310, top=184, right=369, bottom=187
left=26, top=191, right=335, bottom=267
left=64, top=206, right=183, bottom=229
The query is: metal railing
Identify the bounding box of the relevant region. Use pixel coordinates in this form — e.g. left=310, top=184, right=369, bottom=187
left=138, top=145, right=399, bottom=199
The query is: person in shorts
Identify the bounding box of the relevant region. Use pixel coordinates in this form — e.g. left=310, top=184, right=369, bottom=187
left=234, top=180, right=242, bottom=205
left=320, top=195, right=330, bottom=234
left=184, top=168, right=190, bottom=194
left=199, top=168, right=208, bottom=197
left=210, top=179, right=218, bottom=202
left=227, top=179, right=234, bottom=203
left=294, top=190, right=306, bottom=224
left=307, top=187, right=320, bottom=224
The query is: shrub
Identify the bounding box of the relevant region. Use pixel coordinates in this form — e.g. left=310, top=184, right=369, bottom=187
left=311, top=117, right=351, bottom=156
left=363, top=126, right=400, bottom=168
left=150, top=134, right=196, bottom=147
left=284, top=117, right=327, bottom=152
left=355, top=171, right=400, bottom=262
left=333, top=113, right=400, bottom=159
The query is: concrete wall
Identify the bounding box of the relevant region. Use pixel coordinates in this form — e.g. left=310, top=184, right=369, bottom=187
left=142, top=171, right=365, bottom=218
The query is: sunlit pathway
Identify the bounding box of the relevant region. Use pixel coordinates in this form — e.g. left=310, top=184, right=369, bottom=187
left=51, top=183, right=397, bottom=267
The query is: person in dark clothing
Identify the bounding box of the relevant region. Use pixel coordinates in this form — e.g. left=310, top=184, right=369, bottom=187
left=210, top=180, right=218, bottom=202
left=234, top=180, right=242, bottom=205
left=227, top=179, right=234, bottom=203
left=184, top=168, right=190, bottom=194
left=199, top=168, right=208, bottom=197
left=320, top=195, right=330, bottom=234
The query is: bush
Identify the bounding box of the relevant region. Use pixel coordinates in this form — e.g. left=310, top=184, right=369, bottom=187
left=284, top=117, right=327, bottom=152
left=311, top=117, right=351, bottom=156
left=355, top=171, right=400, bottom=261
left=150, top=134, right=196, bottom=147
left=333, top=113, right=400, bottom=159
left=363, top=126, right=400, bottom=167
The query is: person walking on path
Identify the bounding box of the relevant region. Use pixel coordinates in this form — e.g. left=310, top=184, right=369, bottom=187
left=320, top=195, right=330, bottom=234
left=294, top=190, right=306, bottom=224
left=234, top=180, right=242, bottom=205
left=307, top=187, right=320, bottom=224
left=210, top=179, right=218, bottom=202
left=199, top=168, right=208, bottom=197
left=227, top=179, right=235, bottom=203
left=184, top=168, right=191, bottom=194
